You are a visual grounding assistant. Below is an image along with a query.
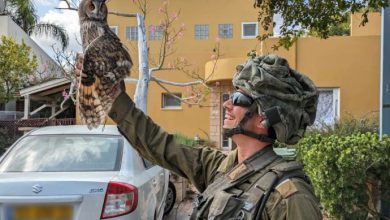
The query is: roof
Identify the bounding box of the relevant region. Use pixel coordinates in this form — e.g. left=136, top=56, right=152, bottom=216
left=19, top=78, right=71, bottom=97
left=29, top=125, right=121, bottom=136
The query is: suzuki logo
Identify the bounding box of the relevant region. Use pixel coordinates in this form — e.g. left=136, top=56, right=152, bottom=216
left=32, top=184, right=43, bottom=194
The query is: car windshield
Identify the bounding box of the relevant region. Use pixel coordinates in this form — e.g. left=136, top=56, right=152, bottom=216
left=0, top=135, right=123, bottom=172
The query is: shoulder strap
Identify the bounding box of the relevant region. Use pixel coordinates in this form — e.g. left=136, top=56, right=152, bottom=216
left=191, top=148, right=281, bottom=220
left=251, top=161, right=310, bottom=220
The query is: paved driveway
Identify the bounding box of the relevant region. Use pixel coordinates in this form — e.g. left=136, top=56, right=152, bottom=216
left=164, top=193, right=196, bottom=220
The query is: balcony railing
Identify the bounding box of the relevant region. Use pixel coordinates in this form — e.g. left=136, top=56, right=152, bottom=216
left=0, top=118, right=76, bottom=140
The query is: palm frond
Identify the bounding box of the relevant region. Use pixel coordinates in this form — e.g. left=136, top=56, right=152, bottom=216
left=30, top=23, right=69, bottom=50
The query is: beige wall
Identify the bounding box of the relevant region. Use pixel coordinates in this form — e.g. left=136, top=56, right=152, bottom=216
left=296, top=36, right=380, bottom=118
left=207, top=36, right=381, bottom=119
left=351, top=12, right=381, bottom=36
left=101, top=1, right=381, bottom=142
left=104, top=0, right=270, bottom=139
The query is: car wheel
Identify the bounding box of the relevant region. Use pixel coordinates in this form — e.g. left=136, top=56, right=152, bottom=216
left=164, top=181, right=176, bottom=215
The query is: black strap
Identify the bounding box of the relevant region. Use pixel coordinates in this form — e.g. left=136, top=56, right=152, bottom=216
left=263, top=107, right=282, bottom=127
left=224, top=102, right=275, bottom=143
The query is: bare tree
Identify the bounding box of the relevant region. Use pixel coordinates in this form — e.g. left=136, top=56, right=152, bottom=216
left=58, top=0, right=220, bottom=113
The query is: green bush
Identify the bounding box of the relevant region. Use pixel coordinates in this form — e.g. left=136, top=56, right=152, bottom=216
left=174, top=133, right=198, bottom=147
left=174, top=133, right=217, bottom=148
left=0, top=128, right=13, bottom=156
left=297, top=132, right=390, bottom=219
left=308, top=113, right=379, bottom=137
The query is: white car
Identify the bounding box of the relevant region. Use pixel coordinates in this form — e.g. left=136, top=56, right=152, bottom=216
left=0, top=125, right=171, bottom=220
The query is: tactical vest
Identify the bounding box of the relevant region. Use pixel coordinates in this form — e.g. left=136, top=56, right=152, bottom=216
left=190, top=148, right=308, bottom=220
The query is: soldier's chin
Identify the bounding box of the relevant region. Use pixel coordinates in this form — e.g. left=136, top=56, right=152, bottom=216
left=222, top=120, right=236, bottom=129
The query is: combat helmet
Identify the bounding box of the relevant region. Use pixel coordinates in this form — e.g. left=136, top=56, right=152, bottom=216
left=225, top=54, right=319, bottom=145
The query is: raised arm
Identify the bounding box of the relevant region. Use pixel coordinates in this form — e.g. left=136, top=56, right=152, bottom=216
left=108, top=92, right=225, bottom=192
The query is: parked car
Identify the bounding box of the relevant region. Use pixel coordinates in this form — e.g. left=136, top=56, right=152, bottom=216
left=0, top=125, right=173, bottom=220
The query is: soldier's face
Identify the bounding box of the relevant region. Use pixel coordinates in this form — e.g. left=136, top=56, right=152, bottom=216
left=222, top=91, right=265, bottom=134
left=222, top=98, right=248, bottom=129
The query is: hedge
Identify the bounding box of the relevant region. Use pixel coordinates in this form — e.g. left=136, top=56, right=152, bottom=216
left=297, top=132, right=390, bottom=219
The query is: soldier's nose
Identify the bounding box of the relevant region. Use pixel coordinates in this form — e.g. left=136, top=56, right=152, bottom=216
left=223, top=99, right=233, bottom=110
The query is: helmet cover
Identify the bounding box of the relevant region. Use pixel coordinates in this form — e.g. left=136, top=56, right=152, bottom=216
left=232, top=54, right=319, bottom=144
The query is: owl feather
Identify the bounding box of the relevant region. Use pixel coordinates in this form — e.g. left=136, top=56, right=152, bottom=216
left=78, top=0, right=132, bottom=129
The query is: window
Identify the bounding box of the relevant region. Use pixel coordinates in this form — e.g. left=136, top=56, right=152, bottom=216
left=218, top=24, right=233, bottom=39
left=0, top=135, right=123, bottom=172
left=312, top=88, right=340, bottom=128
left=241, top=22, right=258, bottom=39
left=221, top=93, right=232, bottom=149
left=149, top=25, right=163, bottom=40
left=109, top=26, right=118, bottom=35
left=162, top=93, right=181, bottom=109
left=194, top=24, right=209, bottom=40
left=126, top=26, right=138, bottom=41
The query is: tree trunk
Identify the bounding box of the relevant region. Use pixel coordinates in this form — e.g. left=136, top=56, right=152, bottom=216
left=134, top=14, right=149, bottom=113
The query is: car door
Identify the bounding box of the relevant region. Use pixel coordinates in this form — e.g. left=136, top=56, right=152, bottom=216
left=142, top=159, right=167, bottom=217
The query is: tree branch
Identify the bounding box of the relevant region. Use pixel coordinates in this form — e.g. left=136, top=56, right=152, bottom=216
left=150, top=76, right=203, bottom=87
left=108, top=11, right=137, bottom=17
left=154, top=79, right=207, bottom=106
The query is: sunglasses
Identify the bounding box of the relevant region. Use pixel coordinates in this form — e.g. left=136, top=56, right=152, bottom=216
left=230, top=91, right=254, bottom=107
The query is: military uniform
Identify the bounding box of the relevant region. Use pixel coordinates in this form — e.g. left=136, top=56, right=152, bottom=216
left=109, top=92, right=322, bottom=220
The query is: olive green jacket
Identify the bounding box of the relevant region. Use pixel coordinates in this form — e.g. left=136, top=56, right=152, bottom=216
left=109, top=92, right=322, bottom=220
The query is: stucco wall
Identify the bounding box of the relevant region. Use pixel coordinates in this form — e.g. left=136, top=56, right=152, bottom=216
left=351, top=12, right=381, bottom=37
left=104, top=0, right=269, bottom=139
left=296, top=36, right=380, bottom=118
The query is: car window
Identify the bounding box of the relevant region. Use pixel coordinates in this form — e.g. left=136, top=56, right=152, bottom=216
left=0, top=135, right=123, bottom=172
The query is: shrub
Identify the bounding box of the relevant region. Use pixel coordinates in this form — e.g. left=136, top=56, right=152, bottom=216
left=308, top=112, right=379, bottom=137
left=297, top=132, right=390, bottom=219
left=174, top=133, right=198, bottom=147
left=174, top=133, right=217, bottom=148
left=0, top=128, right=13, bottom=156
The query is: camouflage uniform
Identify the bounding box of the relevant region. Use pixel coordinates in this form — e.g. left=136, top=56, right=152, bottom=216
left=108, top=93, right=322, bottom=219
left=108, top=55, right=322, bottom=219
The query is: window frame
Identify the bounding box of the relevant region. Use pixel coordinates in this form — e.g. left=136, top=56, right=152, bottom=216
left=241, top=22, right=259, bottom=39
left=312, top=88, right=340, bottom=128
left=221, top=93, right=233, bottom=149
left=194, top=24, right=209, bottom=40
left=218, top=24, right=233, bottom=39
left=161, top=93, right=182, bottom=110
left=149, top=25, right=164, bottom=41
left=126, top=26, right=138, bottom=41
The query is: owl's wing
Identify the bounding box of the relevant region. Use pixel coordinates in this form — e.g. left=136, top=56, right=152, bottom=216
left=79, top=31, right=132, bottom=129
left=82, top=31, right=132, bottom=85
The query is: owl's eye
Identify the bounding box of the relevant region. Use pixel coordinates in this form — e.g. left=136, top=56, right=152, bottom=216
left=89, top=3, right=95, bottom=10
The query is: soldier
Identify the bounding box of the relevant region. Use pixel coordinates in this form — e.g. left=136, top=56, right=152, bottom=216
left=77, top=54, right=322, bottom=219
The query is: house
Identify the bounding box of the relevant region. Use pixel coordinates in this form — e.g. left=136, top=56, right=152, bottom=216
left=81, top=0, right=381, bottom=149
left=0, top=14, right=74, bottom=121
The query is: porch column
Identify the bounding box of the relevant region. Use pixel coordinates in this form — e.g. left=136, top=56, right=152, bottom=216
left=51, top=101, right=56, bottom=118
left=23, top=94, right=30, bottom=119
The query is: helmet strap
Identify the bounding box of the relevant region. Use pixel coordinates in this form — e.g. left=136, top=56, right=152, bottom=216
left=224, top=102, right=275, bottom=143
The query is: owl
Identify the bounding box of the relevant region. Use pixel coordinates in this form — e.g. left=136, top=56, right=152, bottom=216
left=78, top=0, right=132, bottom=129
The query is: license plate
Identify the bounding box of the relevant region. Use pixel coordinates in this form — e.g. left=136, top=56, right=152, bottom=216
left=6, top=205, right=72, bottom=220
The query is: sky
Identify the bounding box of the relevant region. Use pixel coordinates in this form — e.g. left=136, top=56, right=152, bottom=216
left=33, top=0, right=282, bottom=59
left=33, top=0, right=82, bottom=56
